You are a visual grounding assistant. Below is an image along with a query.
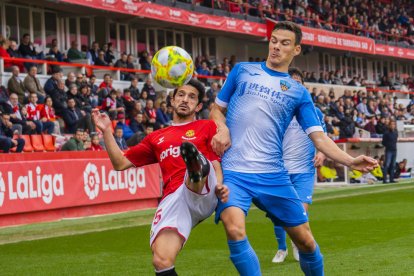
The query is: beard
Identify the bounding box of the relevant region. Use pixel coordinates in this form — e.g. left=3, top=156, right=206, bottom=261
left=173, top=104, right=196, bottom=119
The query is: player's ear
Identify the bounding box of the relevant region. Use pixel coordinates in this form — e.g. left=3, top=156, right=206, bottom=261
left=293, top=44, right=301, bottom=57
left=195, top=102, right=203, bottom=113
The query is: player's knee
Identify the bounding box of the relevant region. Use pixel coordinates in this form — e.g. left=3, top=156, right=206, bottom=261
left=296, top=238, right=316, bottom=253
left=152, top=253, right=174, bottom=270
left=224, top=223, right=246, bottom=240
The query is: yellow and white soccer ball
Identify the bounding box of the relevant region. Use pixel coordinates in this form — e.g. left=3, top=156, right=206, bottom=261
left=151, top=46, right=194, bottom=89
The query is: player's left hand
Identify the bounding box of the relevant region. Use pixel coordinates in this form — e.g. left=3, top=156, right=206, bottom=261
left=350, top=155, right=378, bottom=173
left=313, top=152, right=326, bottom=167
left=215, top=184, right=229, bottom=203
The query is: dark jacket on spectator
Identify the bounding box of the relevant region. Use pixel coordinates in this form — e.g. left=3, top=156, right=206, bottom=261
left=44, top=77, right=60, bottom=96
left=129, top=118, right=145, bottom=133
left=382, top=129, right=398, bottom=151
left=63, top=107, right=83, bottom=134
left=18, top=43, right=36, bottom=57
left=129, top=85, right=140, bottom=100
left=50, top=89, right=68, bottom=116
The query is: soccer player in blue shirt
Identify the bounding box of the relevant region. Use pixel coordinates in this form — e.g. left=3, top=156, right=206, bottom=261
left=210, top=21, right=377, bottom=276
left=272, top=67, right=326, bottom=264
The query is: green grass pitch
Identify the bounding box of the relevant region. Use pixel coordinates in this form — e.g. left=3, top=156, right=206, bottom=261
left=0, top=182, right=413, bottom=275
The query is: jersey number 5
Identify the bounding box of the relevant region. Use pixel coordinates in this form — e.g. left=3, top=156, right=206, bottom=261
left=153, top=209, right=162, bottom=225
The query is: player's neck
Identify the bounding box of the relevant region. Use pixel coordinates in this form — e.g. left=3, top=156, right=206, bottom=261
left=172, top=114, right=196, bottom=125
left=265, top=60, right=288, bottom=73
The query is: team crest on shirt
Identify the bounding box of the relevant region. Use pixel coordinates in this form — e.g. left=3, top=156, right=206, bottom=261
left=280, top=80, right=291, bottom=92
left=182, top=130, right=196, bottom=140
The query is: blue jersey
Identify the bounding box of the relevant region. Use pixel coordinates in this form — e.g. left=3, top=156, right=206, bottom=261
left=215, top=62, right=323, bottom=173
left=283, top=108, right=326, bottom=174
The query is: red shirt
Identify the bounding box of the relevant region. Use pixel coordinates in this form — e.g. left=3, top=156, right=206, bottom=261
left=124, top=120, right=219, bottom=198
left=40, top=105, right=56, bottom=121
left=26, top=103, right=43, bottom=120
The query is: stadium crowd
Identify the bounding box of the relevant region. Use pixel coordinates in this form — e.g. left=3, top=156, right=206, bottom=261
left=199, top=0, right=414, bottom=44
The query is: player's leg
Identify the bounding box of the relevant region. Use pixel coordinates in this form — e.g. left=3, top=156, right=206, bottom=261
left=180, top=141, right=210, bottom=193
left=215, top=171, right=260, bottom=276
left=151, top=230, right=183, bottom=276
left=272, top=225, right=288, bottom=263
left=285, top=223, right=323, bottom=276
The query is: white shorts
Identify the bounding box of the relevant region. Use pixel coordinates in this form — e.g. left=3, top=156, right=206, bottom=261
left=150, top=162, right=218, bottom=246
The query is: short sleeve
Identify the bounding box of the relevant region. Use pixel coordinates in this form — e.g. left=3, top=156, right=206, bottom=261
left=295, top=87, right=324, bottom=135
left=124, top=134, right=157, bottom=167
left=315, top=107, right=327, bottom=133
left=215, top=64, right=240, bottom=108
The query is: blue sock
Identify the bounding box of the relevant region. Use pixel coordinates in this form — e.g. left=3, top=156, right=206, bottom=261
left=228, top=237, right=261, bottom=276
left=273, top=226, right=287, bottom=250
left=299, top=243, right=324, bottom=276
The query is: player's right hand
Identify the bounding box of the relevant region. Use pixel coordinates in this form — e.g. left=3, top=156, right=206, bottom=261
left=215, top=184, right=229, bottom=203
left=91, top=109, right=112, bottom=132
left=350, top=155, right=378, bottom=173
left=211, top=128, right=231, bottom=156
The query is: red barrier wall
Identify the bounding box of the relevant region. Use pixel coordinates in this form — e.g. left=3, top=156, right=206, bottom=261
left=0, top=152, right=162, bottom=227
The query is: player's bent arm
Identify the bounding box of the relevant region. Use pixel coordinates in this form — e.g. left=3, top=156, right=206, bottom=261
left=102, top=129, right=133, bottom=171
left=209, top=103, right=228, bottom=131
left=309, top=131, right=354, bottom=167
left=212, top=160, right=223, bottom=185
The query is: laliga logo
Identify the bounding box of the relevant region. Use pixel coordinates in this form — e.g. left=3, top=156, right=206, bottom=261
left=0, top=172, right=5, bottom=207
left=83, top=163, right=146, bottom=200
left=84, top=163, right=100, bottom=200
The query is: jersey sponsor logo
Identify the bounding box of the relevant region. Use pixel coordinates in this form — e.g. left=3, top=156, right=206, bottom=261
left=280, top=80, right=291, bottom=91
left=160, top=145, right=181, bottom=161
left=182, top=130, right=196, bottom=140
left=0, top=168, right=64, bottom=205
left=244, top=82, right=294, bottom=108
left=157, top=137, right=165, bottom=145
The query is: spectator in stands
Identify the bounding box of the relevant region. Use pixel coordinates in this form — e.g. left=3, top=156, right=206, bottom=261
left=382, top=120, right=398, bottom=183
left=333, top=109, right=355, bottom=138
left=356, top=97, right=370, bottom=116
left=76, top=73, right=87, bottom=88
left=23, top=66, right=46, bottom=104
left=129, top=77, right=140, bottom=100
left=63, top=98, right=93, bottom=134
left=78, top=85, right=93, bottom=113
left=156, top=101, right=170, bottom=128
left=139, top=50, right=151, bottom=70
left=114, top=126, right=128, bottom=150
left=115, top=113, right=134, bottom=140
left=67, top=41, right=85, bottom=61
left=44, top=66, right=62, bottom=96
left=86, top=41, right=100, bottom=65
left=127, top=123, right=154, bottom=146
left=224, top=65, right=231, bottom=78
left=363, top=115, right=377, bottom=137
left=103, top=43, right=115, bottom=65
left=115, top=53, right=129, bottom=80
left=65, top=72, right=76, bottom=89
left=0, top=37, right=24, bottom=72
left=50, top=80, right=67, bottom=117
left=88, top=74, right=99, bottom=96
left=102, top=89, right=123, bottom=120
left=130, top=101, right=144, bottom=119
left=0, top=111, right=24, bottom=153
left=26, top=93, right=54, bottom=134
left=196, top=61, right=211, bottom=85
left=213, top=63, right=226, bottom=77
left=315, top=95, right=327, bottom=113
left=7, top=66, right=27, bottom=104
left=122, top=89, right=135, bottom=117
left=144, top=99, right=157, bottom=128
left=87, top=134, right=103, bottom=151
left=375, top=116, right=388, bottom=135
left=7, top=92, right=35, bottom=134
left=48, top=39, right=65, bottom=62
left=7, top=40, right=22, bottom=59
left=97, top=74, right=113, bottom=104
left=18, top=33, right=44, bottom=62
left=129, top=113, right=145, bottom=134
left=95, top=50, right=109, bottom=66
left=141, top=78, right=157, bottom=102
left=41, top=96, right=60, bottom=135
left=61, top=128, right=84, bottom=151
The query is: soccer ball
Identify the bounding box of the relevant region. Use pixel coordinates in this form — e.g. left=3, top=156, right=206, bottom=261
left=151, top=46, right=194, bottom=89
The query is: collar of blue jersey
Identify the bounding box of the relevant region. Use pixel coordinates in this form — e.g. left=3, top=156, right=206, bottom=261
left=260, top=62, right=289, bottom=77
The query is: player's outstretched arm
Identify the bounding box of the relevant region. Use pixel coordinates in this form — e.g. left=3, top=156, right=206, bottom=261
left=313, top=152, right=326, bottom=167
left=209, top=103, right=231, bottom=156
left=212, top=160, right=229, bottom=203
left=92, top=110, right=133, bottom=171
left=309, top=131, right=378, bottom=173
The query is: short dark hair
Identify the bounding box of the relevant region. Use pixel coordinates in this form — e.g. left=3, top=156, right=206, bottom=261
left=172, top=79, right=205, bottom=104
left=272, top=21, right=302, bottom=45
left=288, top=67, right=304, bottom=84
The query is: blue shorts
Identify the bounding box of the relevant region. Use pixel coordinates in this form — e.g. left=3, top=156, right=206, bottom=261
left=290, top=172, right=315, bottom=204
left=215, top=170, right=308, bottom=227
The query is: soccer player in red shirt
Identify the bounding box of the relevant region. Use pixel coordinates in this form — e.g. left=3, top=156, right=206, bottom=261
left=92, top=79, right=228, bottom=276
